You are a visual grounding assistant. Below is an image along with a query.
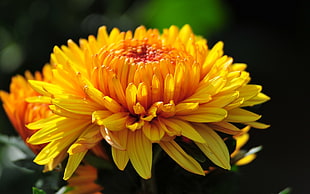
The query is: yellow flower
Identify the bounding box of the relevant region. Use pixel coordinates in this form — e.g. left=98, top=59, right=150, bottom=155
left=0, top=65, right=53, bottom=154
left=27, top=25, right=270, bottom=180
left=66, top=164, right=103, bottom=194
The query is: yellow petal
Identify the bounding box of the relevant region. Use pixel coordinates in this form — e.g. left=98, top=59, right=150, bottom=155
left=33, top=134, right=77, bottom=165
left=28, top=118, right=89, bottom=144
left=83, top=83, right=123, bottom=113
left=63, top=151, right=87, bottom=180
left=99, top=126, right=126, bottom=150
left=226, top=108, right=261, bottom=122
left=126, top=81, right=137, bottom=114
left=28, top=80, right=64, bottom=97
left=49, top=105, right=87, bottom=120
left=112, top=147, right=129, bottom=171
left=127, top=130, right=152, bottom=179
left=51, top=98, right=101, bottom=115
left=206, top=91, right=239, bottom=108
left=235, top=154, right=256, bottom=166
left=234, top=133, right=249, bottom=152
left=142, top=121, right=165, bottom=142
left=26, top=96, right=51, bottom=104
left=238, top=85, right=262, bottom=101
left=43, top=149, right=68, bottom=172
left=175, top=102, right=199, bottom=115
left=176, top=107, right=227, bottom=123
left=162, top=118, right=205, bottom=143
left=26, top=115, right=63, bottom=130
left=194, top=123, right=231, bottom=170
left=243, top=121, right=270, bottom=129
left=68, top=124, right=102, bottom=154
left=93, top=112, right=129, bottom=131
left=241, top=92, right=270, bottom=107
left=159, top=140, right=205, bottom=176
left=208, top=121, right=241, bottom=135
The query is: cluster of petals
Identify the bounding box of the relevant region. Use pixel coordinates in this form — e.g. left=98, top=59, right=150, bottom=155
left=18, top=25, right=269, bottom=180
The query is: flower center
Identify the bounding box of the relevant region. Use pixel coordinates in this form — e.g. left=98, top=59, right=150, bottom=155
left=115, top=39, right=177, bottom=64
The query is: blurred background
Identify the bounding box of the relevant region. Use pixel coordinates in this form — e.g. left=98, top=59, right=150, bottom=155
left=0, top=0, right=307, bottom=193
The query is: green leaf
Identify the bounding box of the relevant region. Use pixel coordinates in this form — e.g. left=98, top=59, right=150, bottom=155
left=32, top=187, right=46, bottom=194
left=279, top=187, right=292, bottom=194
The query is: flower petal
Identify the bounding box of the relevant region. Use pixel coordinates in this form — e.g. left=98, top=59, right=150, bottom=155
left=159, top=140, right=205, bottom=176
left=225, top=108, right=261, bottom=122
left=51, top=98, right=101, bottom=115
left=93, top=112, right=129, bottom=131
left=142, top=121, right=165, bottom=142
left=28, top=117, right=89, bottom=144
left=100, top=126, right=126, bottom=150
left=208, top=121, right=241, bottom=135
left=175, top=102, right=199, bottom=115
left=28, top=80, right=64, bottom=97
left=63, top=151, right=87, bottom=180
left=33, top=134, right=77, bottom=165
left=68, top=124, right=102, bottom=154
left=112, top=147, right=129, bottom=171
left=243, top=121, right=270, bottom=129
left=127, top=130, right=152, bottom=179
left=194, top=123, right=231, bottom=170
left=160, top=118, right=205, bottom=143
left=176, top=107, right=227, bottom=123
left=241, top=92, right=270, bottom=107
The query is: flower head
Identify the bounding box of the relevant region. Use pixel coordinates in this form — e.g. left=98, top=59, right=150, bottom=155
left=27, top=25, right=269, bottom=180
left=0, top=65, right=53, bottom=154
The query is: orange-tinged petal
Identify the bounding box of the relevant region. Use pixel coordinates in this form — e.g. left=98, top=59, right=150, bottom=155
left=194, top=123, right=231, bottom=170
left=127, top=130, right=152, bottom=179
left=126, top=83, right=138, bottom=113
left=159, top=140, right=205, bottom=176
left=164, top=74, right=174, bottom=103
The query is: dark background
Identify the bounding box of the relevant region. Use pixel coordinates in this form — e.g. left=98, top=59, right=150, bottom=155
left=0, top=0, right=307, bottom=193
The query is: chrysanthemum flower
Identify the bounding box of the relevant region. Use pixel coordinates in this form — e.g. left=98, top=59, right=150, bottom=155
left=27, top=25, right=270, bottom=180
left=66, top=164, right=103, bottom=194
left=0, top=65, right=53, bottom=154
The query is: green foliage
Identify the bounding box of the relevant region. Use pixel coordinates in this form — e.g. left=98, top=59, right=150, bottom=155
left=139, top=0, right=228, bottom=35
left=32, top=187, right=46, bottom=194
